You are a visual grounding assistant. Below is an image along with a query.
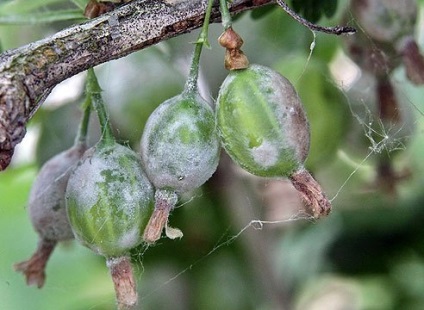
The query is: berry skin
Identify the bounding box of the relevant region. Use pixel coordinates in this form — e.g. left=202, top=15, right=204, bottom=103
left=216, top=64, right=331, bottom=217
left=217, top=64, right=309, bottom=177
left=66, top=143, right=154, bottom=257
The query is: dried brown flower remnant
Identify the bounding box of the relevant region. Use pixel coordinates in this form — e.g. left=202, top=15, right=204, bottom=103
left=218, top=27, right=249, bottom=70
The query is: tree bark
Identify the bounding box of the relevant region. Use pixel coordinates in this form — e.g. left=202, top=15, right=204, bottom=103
left=0, top=0, right=274, bottom=170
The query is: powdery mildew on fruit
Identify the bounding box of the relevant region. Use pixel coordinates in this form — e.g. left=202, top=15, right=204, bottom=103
left=141, top=94, right=220, bottom=193
left=251, top=140, right=280, bottom=167
left=66, top=143, right=153, bottom=256
left=29, top=143, right=86, bottom=241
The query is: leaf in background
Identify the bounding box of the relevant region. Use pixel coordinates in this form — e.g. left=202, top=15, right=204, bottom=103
left=0, top=9, right=84, bottom=24
left=290, top=0, right=339, bottom=22
left=250, top=5, right=276, bottom=20
left=322, top=0, right=338, bottom=18
left=0, top=0, right=66, bottom=15
left=71, top=0, right=87, bottom=11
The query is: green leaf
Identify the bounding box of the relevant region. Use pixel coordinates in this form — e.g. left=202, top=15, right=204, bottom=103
left=250, top=5, right=276, bottom=20
left=322, top=0, right=338, bottom=18
left=71, top=0, right=87, bottom=11
left=0, top=9, right=85, bottom=24
left=290, top=0, right=339, bottom=22
left=0, top=0, right=66, bottom=15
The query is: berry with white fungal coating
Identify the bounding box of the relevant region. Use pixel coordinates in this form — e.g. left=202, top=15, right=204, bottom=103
left=14, top=142, right=87, bottom=288
left=216, top=64, right=331, bottom=217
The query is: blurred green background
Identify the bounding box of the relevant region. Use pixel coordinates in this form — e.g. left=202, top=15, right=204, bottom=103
left=2, top=0, right=424, bottom=309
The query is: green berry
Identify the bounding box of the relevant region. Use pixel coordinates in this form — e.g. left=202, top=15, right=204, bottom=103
left=66, top=142, right=154, bottom=257
left=141, top=92, right=220, bottom=193
left=217, top=64, right=331, bottom=218
left=140, top=92, right=220, bottom=243
left=216, top=64, right=309, bottom=177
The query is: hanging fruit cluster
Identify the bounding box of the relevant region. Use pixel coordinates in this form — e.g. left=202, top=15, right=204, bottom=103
left=15, top=0, right=336, bottom=308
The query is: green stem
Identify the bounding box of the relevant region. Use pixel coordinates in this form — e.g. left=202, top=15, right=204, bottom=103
left=74, top=94, right=91, bottom=145
left=219, top=0, right=232, bottom=30
left=86, top=67, right=115, bottom=146
left=183, top=0, right=214, bottom=95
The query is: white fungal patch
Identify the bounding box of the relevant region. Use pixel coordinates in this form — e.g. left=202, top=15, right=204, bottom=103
left=66, top=143, right=154, bottom=256
left=117, top=226, right=140, bottom=250
left=250, top=140, right=279, bottom=167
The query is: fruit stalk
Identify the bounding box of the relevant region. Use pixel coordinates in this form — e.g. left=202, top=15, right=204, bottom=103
left=86, top=67, right=115, bottom=147
left=107, top=256, right=138, bottom=310
left=75, top=91, right=92, bottom=145
left=219, top=0, right=232, bottom=30
left=183, top=0, right=214, bottom=95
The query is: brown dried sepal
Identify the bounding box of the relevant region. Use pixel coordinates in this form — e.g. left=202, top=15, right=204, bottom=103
left=289, top=168, right=331, bottom=218
left=219, top=27, right=249, bottom=70
left=142, top=203, right=171, bottom=244
left=219, top=27, right=244, bottom=50
left=14, top=239, right=57, bottom=288
left=224, top=48, right=250, bottom=70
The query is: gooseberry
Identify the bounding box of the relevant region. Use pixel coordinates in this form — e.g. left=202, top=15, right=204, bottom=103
left=216, top=64, right=331, bottom=217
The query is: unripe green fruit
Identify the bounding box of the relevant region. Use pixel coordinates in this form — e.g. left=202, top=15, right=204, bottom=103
left=140, top=93, right=220, bottom=193
left=66, top=143, right=154, bottom=257
left=29, top=143, right=86, bottom=241
left=216, top=64, right=310, bottom=177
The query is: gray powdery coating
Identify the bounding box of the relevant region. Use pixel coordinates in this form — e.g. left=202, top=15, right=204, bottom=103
left=28, top=143, right=86, bottom=241
left=65, top=143, right=154, bottom=256
left=140, top=93, right=220, bottom=193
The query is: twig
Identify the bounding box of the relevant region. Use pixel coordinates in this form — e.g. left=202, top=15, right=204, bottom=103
left=276, top=0, right=356, bottom=35
left=0, top=0, right=274, bottom=171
